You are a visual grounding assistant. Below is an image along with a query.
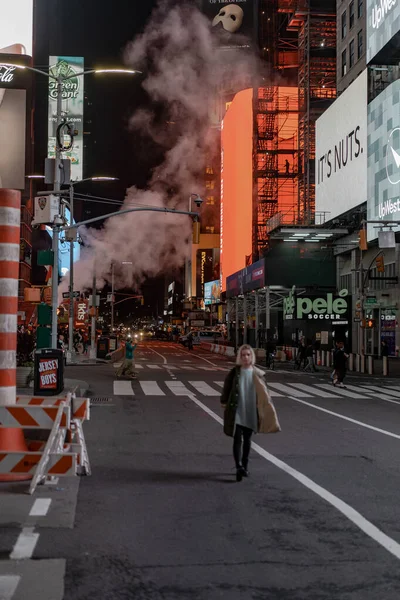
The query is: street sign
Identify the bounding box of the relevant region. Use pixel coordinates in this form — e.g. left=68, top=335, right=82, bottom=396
left=62, top=291, right=80, bottom=299
left=365, top=297, right=377, bottom=304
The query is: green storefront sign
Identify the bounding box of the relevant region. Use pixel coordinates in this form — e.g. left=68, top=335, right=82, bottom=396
left=284, top=289, right=349, bottom=321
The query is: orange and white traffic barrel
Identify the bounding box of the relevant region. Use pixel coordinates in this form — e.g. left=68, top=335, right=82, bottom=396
left=0, top=189, right=29, bottom=481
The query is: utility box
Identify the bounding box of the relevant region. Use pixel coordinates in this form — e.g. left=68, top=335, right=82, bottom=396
left=34, top=348, right=64, bottom=396
left=97, top=336, right=109, bottom=359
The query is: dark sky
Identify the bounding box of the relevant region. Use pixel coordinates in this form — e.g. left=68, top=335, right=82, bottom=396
left=33, top=0, right=169, bottom=318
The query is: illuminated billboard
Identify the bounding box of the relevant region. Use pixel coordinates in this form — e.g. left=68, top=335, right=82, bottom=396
left=316, top=71, right=367, bottom=221
left=367, top=0, right=400, bottom=63
left=367, top=78, right=400, bottom=240
left=48, top=56, right=84, bottom=181
left=200, top=0, right=259, bottom=50
left=204, top=280, right=221, bottom=305
left=0, top=1, right=33, bottom=56
left=220, top=88, right=253, bottom=291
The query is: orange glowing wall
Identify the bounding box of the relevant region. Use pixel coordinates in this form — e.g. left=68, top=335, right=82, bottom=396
left=220, top=88, right=253, bottom=292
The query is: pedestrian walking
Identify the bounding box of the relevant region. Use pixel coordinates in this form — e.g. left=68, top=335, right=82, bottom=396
left=332, top=341, right=349, bottom=387
left=116, top=337, right=138, bottom=378
left=303, top=342, right=318, bottom=372
left=220, top=344, right=281, bottom=482
left=187, top=331, right=194, bottom=351
left=295, top=340, right=307, bottom=370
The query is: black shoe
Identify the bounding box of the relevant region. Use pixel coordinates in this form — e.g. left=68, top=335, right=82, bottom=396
left=236, top=467, right=244, bottom=482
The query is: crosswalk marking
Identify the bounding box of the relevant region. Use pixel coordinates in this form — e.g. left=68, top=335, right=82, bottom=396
left=113, top=380, right=134, bottom=396
left=147, top=365, right=163, bottom=370
left=214, top=381, right=223, bottom=387
left=343, top=384, right=398, bottom=401
left=134, top=364, right=144, bottom=369
left=315, top=384, right=365, bottom=399
left=267, top=382, right=313, bottom=398
left=140, top=381, right=164, bottom=396
left=166, top=381, right=191, bottom=395
left=360, top=385, right=400, bottom=398
left=189, top=381, right=220, bottom=396
left=0, top=576, right=20, bottom=600
left=293, top=383, right=340, bottom=398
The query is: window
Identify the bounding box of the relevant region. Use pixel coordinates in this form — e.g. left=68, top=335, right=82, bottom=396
left=349, top=39, right=355, bottom=68
left=358, top=0, right=363, bottom=18
left=206, top=196, right=215, bottom=205
left=205, top=166, right=214, bottom=175
left=349, top=1, right=355, bottom=28
left=341, top=11, right=347, bottom=38
left=339, top=274, right=352, bottom=293
left=205, top=180, right=215, bottom=190
left=205, top=226, right=215, bottom=234
left=357, top=30, right=363, bottom=59
left=341, top=49, right=347, bottom=76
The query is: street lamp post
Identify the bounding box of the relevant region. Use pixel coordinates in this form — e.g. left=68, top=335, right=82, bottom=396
left=3, top=62, right=140, bottom=348
left=186, top=194, right=203, bottom=301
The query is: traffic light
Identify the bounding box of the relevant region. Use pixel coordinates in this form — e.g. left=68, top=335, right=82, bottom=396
left=376, top=255, right=385, bottom=273
left=359, top=228, right=368, bottom=251
left=363, top=318, right=376, bottom=329
left=192, top=220, right=200, bottom=244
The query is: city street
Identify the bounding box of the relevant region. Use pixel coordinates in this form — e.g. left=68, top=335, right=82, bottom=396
left=2, top=341, right=400, bottom=599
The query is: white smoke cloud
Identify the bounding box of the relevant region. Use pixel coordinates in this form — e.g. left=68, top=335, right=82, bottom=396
left=61, top=0, right=261, bottom=301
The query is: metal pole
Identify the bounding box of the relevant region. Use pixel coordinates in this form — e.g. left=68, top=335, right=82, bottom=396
left=111, top=262, right=115, bottom=331
left=235, top=297, right=239, bottom=350
left=255, top=292, right=259, bottom=348
left=90, top=271, right=96, bottom=359
left=51, top=76, right=63, bottom=349
left=243, top=295, right=247, bottom=344
left=68, top=184, right=74, bottom=355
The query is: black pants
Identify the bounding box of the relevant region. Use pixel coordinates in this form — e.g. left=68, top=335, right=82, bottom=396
left=233, top=425, right=253, bottom=469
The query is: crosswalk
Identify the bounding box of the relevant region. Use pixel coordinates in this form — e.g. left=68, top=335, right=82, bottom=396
left=112, top=378, right=400, bottom=400
left=114, top=363, right=230, bottom=373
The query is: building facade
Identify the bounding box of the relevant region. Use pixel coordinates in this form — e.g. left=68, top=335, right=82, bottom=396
left=336, top=0, right=366, bottom=94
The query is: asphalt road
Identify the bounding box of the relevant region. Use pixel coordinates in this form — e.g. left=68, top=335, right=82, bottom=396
left=2, top=341, right=400, bottom=599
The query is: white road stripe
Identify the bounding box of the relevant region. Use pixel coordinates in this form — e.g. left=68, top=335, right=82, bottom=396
left=164, top=365, right=178, bottom=370
left=292, top=383, right=340, bottom=398
left=287, top=396, right=400, bottom=440
left=198, top=366, right=216, bottom=371
left=267, top=382, right=314, bottom=398
left=140, top=381, right=165, bottom=396
left=147, top=365, right=162, bottom=370
left=360, top=385, right=400, bottom=398
left=134, top=364, right=143, bottom=369
left=189, top=381, right=220, bottom=396
left=165, top=381, right=191, bottom=395
left=147, top=346, right=167, bottom=364
left=29, top=498, right=52, bottom=517
left=343, top=384, right=400, bottom=403
left=181, top=366, right=194, bottom=370
left=315, top=384, right=365, bottom=399
left=214, top=381, right=223, bottom=387
left=113, top=380, right=134, bottom=396
left=188, top=394, right=400, bottom=562
left=0, top=576, right=20, bottom=599
left=10, top=527, right=39, bottom=560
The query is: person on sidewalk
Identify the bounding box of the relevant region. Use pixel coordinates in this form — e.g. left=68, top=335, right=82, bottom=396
left=332, top=341, right=349, bottom=388
left=116, top=338, right=138, bottom=378
left=220, top=344, right=281, bottom=482
left=304, top=342, right=318, bottom=372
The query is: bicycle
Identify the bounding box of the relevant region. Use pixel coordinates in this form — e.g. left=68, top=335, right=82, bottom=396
left=266, top=352, right=275, bottom=370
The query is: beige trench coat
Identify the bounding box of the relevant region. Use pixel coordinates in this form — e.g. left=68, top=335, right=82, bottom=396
left=253, top=367, right=281, bottom=433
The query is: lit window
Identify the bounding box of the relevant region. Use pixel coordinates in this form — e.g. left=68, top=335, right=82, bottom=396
left=206, top=167, right=214, bottom=175
left=206, top=180, right=215, bottom=190
left=206, top=196, right=215, bottom=205
left=206, top=226, right=215, bottom=234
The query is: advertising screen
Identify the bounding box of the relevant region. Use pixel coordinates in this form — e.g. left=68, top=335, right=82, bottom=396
left=200, top=0, right=259, bottom=50
left=226, top=258, right=265, bottom=298
left=204, top=280, right=221, bottom=305
left=315, top=70, right=367, bottom=222
left=48, top=56, right=84, bottom=182
left=0, top=1, right=33, bottom=56
left=220, top=88, right=253, bottom=291
left=367, top=0, right=400, bottom=63
left=367, top=78, right=400, bottom=240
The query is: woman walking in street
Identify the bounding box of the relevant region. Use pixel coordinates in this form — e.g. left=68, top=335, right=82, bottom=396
left=332, top=340, right=349, bottom=388
left=220, top=344, right=281, bottom=482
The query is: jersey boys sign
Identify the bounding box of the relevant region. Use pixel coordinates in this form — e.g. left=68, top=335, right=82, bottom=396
left=38, top=358, right=58, bottom=390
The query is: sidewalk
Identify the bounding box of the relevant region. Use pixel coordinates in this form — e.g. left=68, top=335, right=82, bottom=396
left=264, top=359, right=400, bottom=380
left=66, top=352, right=108, bottom=367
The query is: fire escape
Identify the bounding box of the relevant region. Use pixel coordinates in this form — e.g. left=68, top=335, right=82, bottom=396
left=287, top=0, right=336, bottom=223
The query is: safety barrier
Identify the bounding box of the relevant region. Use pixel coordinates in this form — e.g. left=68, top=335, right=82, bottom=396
left=0, top=392, right=91, bottom=494
left=201, top=343, right=236, bottom=357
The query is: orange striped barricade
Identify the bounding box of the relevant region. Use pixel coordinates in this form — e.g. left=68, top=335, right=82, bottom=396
left=16, top=393, right=91, bottom=478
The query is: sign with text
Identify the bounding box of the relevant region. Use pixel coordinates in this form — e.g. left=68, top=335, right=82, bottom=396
left=48, top=56, right=84, bottom=181
left=38, top=358, right=58, bottom=390
left=367, top=0, right=400, bottom=63
left=226, top=258, right=265, bottom=298
left=315, top=70, right=367, bottom=222
left=283, top=289, right=350, bottom=323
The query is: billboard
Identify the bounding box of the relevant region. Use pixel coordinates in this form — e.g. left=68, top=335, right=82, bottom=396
left=0, top=1, right=33, bottom=56
left=48, top=56, right=84, bottom=181
left=0, top=89, right=26, bottom=188
left=204, top=280, right=221, bottom=305
left=367, top=78, right=400, bottom=240
left=220, top=88, right=253, bottom=291
left=226, top=258, right=265, bottom=298
left=367, top=0, right=400, bottom=63
left=196, top=249, right=214, bottom=300
left=200, top=0, right=259, bottom=50
left=315, top=70, right=368, bottom=222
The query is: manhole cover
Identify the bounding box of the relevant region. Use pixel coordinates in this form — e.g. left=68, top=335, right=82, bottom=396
left=90, top=397, right=114, bottom=405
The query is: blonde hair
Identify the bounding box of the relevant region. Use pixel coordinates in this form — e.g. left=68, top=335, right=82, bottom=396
left=236, top=344, right=256, bottom=366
